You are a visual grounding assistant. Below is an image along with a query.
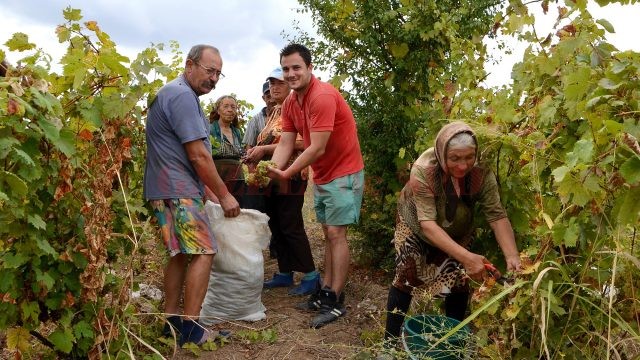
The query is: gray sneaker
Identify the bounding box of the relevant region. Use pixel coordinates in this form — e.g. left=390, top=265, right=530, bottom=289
left=310, top=303, right=346, bottom=328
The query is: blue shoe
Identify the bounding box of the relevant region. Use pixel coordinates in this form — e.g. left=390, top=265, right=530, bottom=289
left=288, top=275, right=320, bottom=296
left=180, top=320, right=209, bottom=346
left=161, top=315, right=182, bottom=337
left=263, top=272, right=293, bottom=288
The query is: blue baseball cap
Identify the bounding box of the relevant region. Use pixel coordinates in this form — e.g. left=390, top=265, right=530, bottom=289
left=266, top=67, right=284, bottom=81
left=262, top=81, right=270, bottom=94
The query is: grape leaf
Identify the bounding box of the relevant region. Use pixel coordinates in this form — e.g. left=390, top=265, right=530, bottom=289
left=63, top=7, right=82, bottom=21
left=389, top=43, right=409, bottom=59
left=1, top=170, right=28, bottom=196
left=596, top=19, right=615, bottom=33
left=35, top=238, right=57, bottom=257
left=27, top=214, right=46, bottom=230
left=49, top=329, right=74, bottom=353
left=35, top=268, right=56, bottom=290
left=73, top=320, right=94, bottom=339
left=2, top=252, right=29, bottom=268
left=4, top=33, right=36, bottom=51
left=11, top=148, right=35, bottom=167
left=6, top=327, right=30, bottom=351
left=620, top=156, right=640, bottom=184
left=617, top=186, right=640, bottom=226
left=21, top=301, right=40, bottom=323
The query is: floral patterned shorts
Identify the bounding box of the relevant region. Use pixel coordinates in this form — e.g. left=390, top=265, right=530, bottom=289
left=149, top=198, right=216, bottom=257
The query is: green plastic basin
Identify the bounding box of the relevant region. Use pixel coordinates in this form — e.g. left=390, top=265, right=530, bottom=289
left=402, top=314, right=471, bottom=360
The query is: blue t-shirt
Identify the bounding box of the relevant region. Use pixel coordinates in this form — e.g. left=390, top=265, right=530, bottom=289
left=143, top=74, right=212, bottom=200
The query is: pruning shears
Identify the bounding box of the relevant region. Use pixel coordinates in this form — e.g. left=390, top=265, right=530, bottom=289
left=483, top=262, right=499, bottom=278
left=483, top=261, right=513, bottom=286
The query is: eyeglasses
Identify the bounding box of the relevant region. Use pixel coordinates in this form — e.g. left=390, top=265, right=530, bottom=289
left=195, top=61, right=225, bottom=79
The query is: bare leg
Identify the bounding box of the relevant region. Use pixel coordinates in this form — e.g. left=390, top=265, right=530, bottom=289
left=323, top=224, right=349, bottom=295
left=164, top=253, right=189, bottom=315
left=321, top=225, right=332, bottom=289
left=183, top=254, right=214, bottom=319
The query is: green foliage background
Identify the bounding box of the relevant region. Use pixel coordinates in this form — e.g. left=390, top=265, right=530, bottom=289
left=292, top=0, right=640, bottom=358
left=1, top=0, right=639, bottom=358
left=0, top=8, right=186, bottom=357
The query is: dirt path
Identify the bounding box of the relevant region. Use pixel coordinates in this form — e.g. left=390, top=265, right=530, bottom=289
left=171, top=189, right=390, bottom=359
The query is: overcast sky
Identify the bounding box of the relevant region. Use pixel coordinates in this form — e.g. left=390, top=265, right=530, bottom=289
left=0, top=0, right=314, bottom=115
left=2, top=1, right=639, bottom=115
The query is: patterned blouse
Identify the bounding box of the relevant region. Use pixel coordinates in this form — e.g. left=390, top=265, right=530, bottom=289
left=398, top=148, right=507, bottom=245
left=256, top=105, right=308, bottom=180
left=210, top=121, right=244, bottom=160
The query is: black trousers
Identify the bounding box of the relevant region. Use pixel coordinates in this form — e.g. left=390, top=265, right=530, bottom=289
left=266, top=179, right=315, bottom=273
left=384, top=286, right=470, bottom=340
left=242, top=183, right=268, bottom=212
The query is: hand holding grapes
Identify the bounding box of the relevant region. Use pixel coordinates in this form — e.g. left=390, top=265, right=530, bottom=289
left=243, top=160, right=277, bottom=187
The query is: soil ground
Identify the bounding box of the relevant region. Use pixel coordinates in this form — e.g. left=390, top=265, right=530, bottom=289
left=170, top=187, right=391, bottom=359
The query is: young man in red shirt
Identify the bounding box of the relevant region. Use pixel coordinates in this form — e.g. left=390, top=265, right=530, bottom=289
left=269, top=43, right=365, bottom=328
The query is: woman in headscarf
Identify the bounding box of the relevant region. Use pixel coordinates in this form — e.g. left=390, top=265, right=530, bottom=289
left=382, top=121, right=521, bottom=343
left=209, top=95, right=246, bottom=206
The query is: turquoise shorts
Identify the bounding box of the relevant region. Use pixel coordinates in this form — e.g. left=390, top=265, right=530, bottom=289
left=149, top=198, right=216, bottom=257
left=313, top=170, right=364, bottom=226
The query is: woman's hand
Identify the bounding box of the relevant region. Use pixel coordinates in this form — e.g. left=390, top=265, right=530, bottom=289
left=219, top=193, right=240, bottom=218
left=505, top=254, right=521, bottom=272
left=244, top=146, right=265, bottom=163
left=461, top=252, right=488, bottom=281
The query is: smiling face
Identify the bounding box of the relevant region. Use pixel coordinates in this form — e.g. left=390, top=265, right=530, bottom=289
left=445, top=146, right=477, bottom=179
left=216, top=97, right=237, bottom=124
left=280, top=52, right=313, bottom=94
left=185, top=48, right=223, bottom=96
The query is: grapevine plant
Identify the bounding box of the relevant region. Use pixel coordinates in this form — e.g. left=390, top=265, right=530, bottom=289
left=416, top=1, right=640, bottom=358
left=295, top=0, right=639, bottom=358
left=0, top=8, right=180, bottom=357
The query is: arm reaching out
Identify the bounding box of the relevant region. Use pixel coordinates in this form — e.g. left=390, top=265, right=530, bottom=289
left=420, top=220, right=487, bottom=281
left=489, top=217, right=521, bottom=272
left=269, top=131, right=330, bottom=180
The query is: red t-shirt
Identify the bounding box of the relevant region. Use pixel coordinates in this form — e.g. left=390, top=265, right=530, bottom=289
left=281, top=75, right=364, bottom=184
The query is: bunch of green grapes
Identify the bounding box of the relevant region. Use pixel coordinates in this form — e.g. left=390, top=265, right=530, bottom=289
left=243, top=160, right=277, bottom=187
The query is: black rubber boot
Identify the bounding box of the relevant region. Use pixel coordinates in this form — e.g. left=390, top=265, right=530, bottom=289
left=383, top=286, right=412, bottom=340
left=444, top=291, right=469, bottom=321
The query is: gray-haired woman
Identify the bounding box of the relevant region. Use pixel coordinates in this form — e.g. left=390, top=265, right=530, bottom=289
left=382, top=121, right=521, bottom=344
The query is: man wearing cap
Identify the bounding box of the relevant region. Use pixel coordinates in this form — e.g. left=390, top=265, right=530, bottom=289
left=243, top=81, right=275, bottom=149
left=243, top=81, right=276, bottom=214
left=268, top=44, right=364, bottom=329
left=245, top=67, right=320, bottom=297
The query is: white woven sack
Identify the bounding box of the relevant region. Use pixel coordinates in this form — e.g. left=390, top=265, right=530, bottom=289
left=199, top=201, right=270, bottom=325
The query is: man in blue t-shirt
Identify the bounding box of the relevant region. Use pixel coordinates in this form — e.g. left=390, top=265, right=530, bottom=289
left=143, top=44, right=240, bottom=346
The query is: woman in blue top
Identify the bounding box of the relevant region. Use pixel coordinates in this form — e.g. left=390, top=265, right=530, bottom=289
left=209, top=95, right=246, bottom=206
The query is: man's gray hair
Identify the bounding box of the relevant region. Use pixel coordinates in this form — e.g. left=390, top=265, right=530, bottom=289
left=187, top=44, right=220, bottom=63
left=448, top=132, right=476, bottom=150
